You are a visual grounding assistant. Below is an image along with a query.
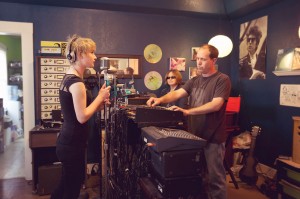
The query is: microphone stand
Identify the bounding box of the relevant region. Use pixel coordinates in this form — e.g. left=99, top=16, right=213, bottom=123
left=100, top=67, right=118, bottom=199
left=97, top=57, right=110, bottom=199
left=95, top=71, right=104, bottom=199
left=98, top=56, right=120, bottom=198
left=102, top=67, right=109, bottom=199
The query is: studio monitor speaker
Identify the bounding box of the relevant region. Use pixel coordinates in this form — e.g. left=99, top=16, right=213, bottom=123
left=37, top=164, right=62, bottom=195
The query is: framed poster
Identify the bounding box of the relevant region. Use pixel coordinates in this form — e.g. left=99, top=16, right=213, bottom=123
left=239, top=16, right=268, bottom=80
left=280, top=84, right=300, bottom=107
left=169, top=57, right=186, bottom=71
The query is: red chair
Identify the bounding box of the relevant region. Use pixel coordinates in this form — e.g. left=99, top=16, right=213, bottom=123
left=224, top=96, right=241, bottom=189
left=225, top=96, right=241, bottom=130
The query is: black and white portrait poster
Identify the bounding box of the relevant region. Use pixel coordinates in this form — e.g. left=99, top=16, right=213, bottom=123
left=239, top=16, right=268, bottom=80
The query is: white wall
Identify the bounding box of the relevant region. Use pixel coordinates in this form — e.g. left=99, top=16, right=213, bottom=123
left=0, top=43, right=8, bottom=99
left=0, top=21, right=34, bottom=180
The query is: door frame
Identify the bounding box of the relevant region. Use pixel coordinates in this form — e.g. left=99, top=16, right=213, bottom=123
left=0, top=21, right=34, bottom=180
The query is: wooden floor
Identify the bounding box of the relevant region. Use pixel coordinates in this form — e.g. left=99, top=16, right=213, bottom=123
left=0, top=138, right=25, bottom=179
left=0, top=138, right=271, bottom=199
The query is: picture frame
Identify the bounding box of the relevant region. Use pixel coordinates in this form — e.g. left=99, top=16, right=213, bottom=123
left=239, top=15, right=268, bottom=80
left=189, top=67, right=197, bottom=79
left=273, top=48, right=300, bottom=76
left=191, top=47, right=199, bottom=61
left=169, top=57, right=186, bottom=71
left=96, top=54, right=142, bottom=78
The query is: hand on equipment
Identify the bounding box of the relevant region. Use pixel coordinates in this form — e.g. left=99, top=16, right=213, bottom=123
left=146, top=97, right=161, bottom=107
left=167, top=105, right=188, bottom=116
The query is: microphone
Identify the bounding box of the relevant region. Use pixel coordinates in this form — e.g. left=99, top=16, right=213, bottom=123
left=100, top=57, right=110, bottom=86
left=100, top=57, right=117, bottom=74
left=100, top=57, right=110, bottom=71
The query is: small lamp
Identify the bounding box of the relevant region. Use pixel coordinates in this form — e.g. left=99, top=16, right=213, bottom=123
left=208, top=35, right=233, bottom=58
left=298, top=26, right=300, bottom=38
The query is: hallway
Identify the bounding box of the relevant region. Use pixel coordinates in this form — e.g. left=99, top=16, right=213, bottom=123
left=0, top=137, right=25, bottom=179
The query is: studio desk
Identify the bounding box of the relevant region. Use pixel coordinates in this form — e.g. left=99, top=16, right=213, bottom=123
left=29, top=125, right=60, bottom=192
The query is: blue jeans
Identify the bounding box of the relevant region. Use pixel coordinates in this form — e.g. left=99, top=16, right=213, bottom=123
left=204, top=142, right=227, bottom=199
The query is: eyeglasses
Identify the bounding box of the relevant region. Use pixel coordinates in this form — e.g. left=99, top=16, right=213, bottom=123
left=247, top=37, right=256, bottom=43
left=166, top=76, right=176, bottom=80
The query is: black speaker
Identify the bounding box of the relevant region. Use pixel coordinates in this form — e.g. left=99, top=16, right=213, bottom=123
left=37, top=164, right=62, bottom=195
left=139, top=177, right=164, bottom=199
left=51, top=109, right=62, bottom=121
left=150, top=171, right=202, bottom=198
left=149, top=148, right=204, bottom=178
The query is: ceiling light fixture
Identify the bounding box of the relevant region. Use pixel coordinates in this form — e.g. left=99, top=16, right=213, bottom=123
left=208, top=35, right=233, bottom=58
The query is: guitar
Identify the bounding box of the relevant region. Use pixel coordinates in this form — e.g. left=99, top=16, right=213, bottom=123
left=239, top=126, right=261, bottom=185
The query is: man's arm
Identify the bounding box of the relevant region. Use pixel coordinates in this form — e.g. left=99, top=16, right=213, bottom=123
left=170, top=97, right=224, bottom=116
left=147, top=88, right=188, bottom=107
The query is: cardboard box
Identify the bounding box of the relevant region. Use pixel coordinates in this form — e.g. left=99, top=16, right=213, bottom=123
left=292, top=116, right=300, bottom=164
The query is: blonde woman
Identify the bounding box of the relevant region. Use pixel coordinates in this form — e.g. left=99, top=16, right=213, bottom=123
left=51, top=35, right=110, bottom=199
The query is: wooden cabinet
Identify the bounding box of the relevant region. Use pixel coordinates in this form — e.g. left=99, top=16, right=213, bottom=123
left=292, top=116, right=300, bottom=164
left=29, top=125, right=60, bottom=191
left=275, top=117, right=300, bottom=198
left=276, top=159, right=300, bottom=199
left=29, top=56, right=68, bottom=192
left=35, top=56, right=69, bottom=121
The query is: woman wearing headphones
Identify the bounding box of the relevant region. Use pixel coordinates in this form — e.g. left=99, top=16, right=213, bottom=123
left=51, top=34, right=111, bottom=199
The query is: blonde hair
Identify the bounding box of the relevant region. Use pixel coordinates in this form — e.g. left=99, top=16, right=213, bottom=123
left=66, top=34, right=96, bottom=64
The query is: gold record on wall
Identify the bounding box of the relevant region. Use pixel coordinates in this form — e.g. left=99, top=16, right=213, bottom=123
left=144, top=44, right=162, bottom=64
left=144, top=71, right=162, bottom=90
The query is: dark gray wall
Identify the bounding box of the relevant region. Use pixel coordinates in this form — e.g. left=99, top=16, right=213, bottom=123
left=0, top=1, right=232, bottom=96
left=231, top=0, right=300, bottom=166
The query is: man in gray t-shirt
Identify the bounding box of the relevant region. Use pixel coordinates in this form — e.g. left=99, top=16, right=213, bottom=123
left=147, top=44, right=231, bottom=199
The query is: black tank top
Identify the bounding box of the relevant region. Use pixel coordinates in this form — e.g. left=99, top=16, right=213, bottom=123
left=57, top=74, right=90, bottom=149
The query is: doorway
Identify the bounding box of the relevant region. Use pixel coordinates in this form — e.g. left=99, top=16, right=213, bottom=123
left=0, top=21, right=34, bottom=180
left=0, top=35, right=24, bottom=179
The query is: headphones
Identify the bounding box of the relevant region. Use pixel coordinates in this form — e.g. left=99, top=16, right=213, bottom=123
left=67, top=37, right=78, bottom=62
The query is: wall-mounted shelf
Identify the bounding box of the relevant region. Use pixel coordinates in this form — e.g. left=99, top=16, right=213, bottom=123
left=274, top=47, right=300, bottom=76
left=273, top=70, right=300, bottom=76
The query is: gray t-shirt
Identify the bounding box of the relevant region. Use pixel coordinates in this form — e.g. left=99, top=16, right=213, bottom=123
left=182, top=71, right=231, bottom=143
